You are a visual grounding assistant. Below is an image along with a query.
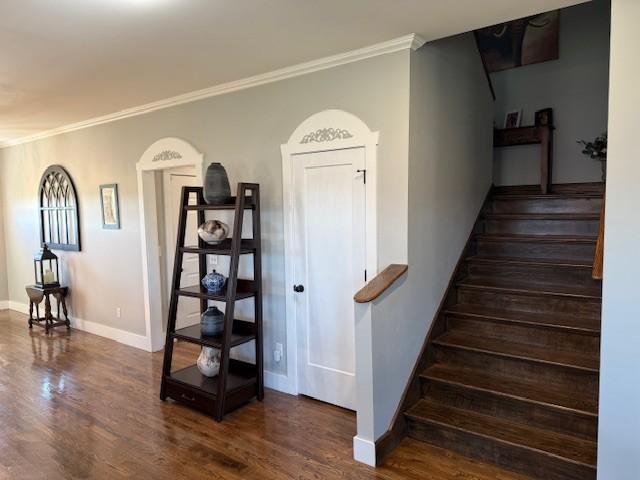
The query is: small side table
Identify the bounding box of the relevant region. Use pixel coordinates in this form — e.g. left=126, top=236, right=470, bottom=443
left=25, top=285, right=70, bottom=333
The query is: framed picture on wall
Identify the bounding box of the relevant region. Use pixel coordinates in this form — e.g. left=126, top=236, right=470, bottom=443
left=476, top=11, right=560, bottom=72
left=100, top=184, right=121, bottom=229
left=504, top=109, right=523, bottom=129
left=535, top=107, right=554, bottom=127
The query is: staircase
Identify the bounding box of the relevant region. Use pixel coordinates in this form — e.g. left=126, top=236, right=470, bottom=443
left=404, top=184, right=603, bottom=480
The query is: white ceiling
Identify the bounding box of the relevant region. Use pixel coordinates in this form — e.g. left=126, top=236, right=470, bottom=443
left=0, top=0, right=587, bottom=146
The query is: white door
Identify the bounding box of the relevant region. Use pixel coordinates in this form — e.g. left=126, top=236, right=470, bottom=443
left=164, top=167, right=201, bottom=330
left=293, top=147, right=366, bottom=410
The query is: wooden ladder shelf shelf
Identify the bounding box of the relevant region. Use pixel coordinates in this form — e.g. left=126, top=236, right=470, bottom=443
left=160, top=183, right=263, bottom=421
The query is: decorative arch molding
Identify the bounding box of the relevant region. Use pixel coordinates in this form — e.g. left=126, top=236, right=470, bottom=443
left=282, top=109, right=379, bottom=276
left=137, top=137, right=204, bottom=172
left=281, top=110, right=379, bottom=464
left=300, top=127, right=354, bottom=144
left=286, top=109, right=379, bottom=151
left=136, top=137, right=205, bottom=351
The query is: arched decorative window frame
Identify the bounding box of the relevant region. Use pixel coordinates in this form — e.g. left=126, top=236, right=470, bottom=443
left=38, top=165, right=81, bottom=252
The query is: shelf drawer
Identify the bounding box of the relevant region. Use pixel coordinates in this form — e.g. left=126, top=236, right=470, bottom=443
left=164, top=377, right=217, bottom=416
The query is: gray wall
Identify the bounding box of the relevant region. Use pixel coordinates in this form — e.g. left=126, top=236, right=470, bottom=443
left=370, top=33, right=494, bottom=437
left=0, top=50, right=410, bottom=376
left=492, top=0, right=610, bottom=185
left=598, top=0, right=640, bottom=478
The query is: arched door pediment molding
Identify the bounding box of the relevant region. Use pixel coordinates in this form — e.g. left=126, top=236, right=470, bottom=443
left=137, top=137, right=204, bottom=172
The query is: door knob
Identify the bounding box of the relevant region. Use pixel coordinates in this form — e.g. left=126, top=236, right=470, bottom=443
left=293, top=285, right=305, bottom=293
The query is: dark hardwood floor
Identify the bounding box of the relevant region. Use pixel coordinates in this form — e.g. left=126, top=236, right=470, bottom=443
left=0, top=309, right=531, bottom=480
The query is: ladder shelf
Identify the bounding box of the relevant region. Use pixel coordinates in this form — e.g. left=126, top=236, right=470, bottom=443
left=160, top=183, right=263, bottom=421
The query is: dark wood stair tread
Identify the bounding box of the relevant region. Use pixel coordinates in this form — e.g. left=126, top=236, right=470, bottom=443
left=399, top=184, right=603, bottom=476
left=457, top=276, right=602, bottom=300
left=466, top=255, right=593, bottom=268
left=484, top=213, right=600, bottom=220
left=406, top=399, right=597, bottom=467
left=433, top=331, right=599, bottom=372
left=421, top=364, right=598, bottom=415
left=492, top=193, right=603, bottom=200
left=476, top=233, right=597, bottom=244
left=492, top=183, right=604, bottom=196
left=446, top=304, right=600, bottom=333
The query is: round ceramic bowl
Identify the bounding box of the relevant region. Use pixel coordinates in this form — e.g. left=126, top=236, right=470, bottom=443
left=197, top=220, right=229, bottom=245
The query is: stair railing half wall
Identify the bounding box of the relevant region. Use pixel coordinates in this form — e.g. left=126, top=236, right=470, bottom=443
left=352, top=263, right=408, bottom=466
left=593, top=198, right=605, bottom=280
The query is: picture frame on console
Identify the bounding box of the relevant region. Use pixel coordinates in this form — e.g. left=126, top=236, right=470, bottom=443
left=504, top=109, right=523, bottom=129
left=535, top=108, right=554, bottom=127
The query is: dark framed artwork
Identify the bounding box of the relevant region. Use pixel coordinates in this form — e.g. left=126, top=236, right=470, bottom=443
left=476, top=11, right=560, bottom=72
left=504, top=110, right=523, bottom=129
left=39, top=165, right=81, bottom=251
left=100, top=184, right=121, bottom=229
left=535, top=108, right=554, bottom=127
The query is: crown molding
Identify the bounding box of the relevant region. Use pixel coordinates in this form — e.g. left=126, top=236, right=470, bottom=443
left=409, top=34, right=427, bottom=51
left=0, top=33, right=425, bottom=149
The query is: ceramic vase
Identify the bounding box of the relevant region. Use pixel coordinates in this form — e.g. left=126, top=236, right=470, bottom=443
left=197, top=347, right=220, bottom=377
left=201, top=270, right=226, bottom=292
left=200, top=306, right=225, bottom=336
left=197, top=220, right=229, bottom=245
left=204, top=163, right=231, bottom=205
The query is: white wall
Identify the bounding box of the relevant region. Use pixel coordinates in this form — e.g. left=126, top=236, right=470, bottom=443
left=0, top=50, right=411, bottom=377
left=0, top=185, right=8, bottom=303
left=597, top=0, right=640, bottom=478
left=492, top=0, right=610, bottom=185
left=367, top=33, right=494, bottom=440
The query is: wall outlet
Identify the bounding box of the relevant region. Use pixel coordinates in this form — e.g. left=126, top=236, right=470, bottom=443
left=116, top=307, right=121, bottom=319
left=210, top=255, right=218, bottom=266
left=274, top=343, right=283, bottom=363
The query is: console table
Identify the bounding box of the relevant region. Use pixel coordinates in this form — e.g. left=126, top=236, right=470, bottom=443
left=494, top=125, right=554, bottom=194
left=25, top=285, right=70, bottom=333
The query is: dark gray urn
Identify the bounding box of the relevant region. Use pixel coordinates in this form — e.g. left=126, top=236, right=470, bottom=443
left=200, top=306, right=225, bottom=336
left=204, top=162, right=231, bottom=205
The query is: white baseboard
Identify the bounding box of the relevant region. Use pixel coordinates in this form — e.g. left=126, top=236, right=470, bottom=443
left=264, top=370, right=297, bottom=395
left=353, top=436, right=376, bottom=467
left=72, top=316, right=150, bottom=350
left=0, top=300, right=8, bottom=310
left=7, top=301, right=150, bottom=351
left=9, top=301, right=29, bottom=314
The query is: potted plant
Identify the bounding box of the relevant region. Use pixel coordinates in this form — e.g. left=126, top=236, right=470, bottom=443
left=578, top=133, right=607, bottom=181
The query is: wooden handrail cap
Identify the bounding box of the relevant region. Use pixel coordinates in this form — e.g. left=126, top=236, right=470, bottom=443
left=354, top=264, right=408, bottom=303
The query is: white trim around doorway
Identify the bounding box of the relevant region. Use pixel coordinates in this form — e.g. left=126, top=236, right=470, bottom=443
left=280, top=109, right=379, bottom=395
left=136, top=137, right=205, bottom=352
